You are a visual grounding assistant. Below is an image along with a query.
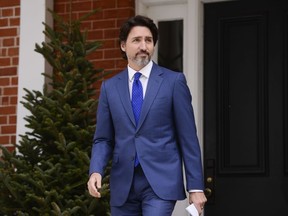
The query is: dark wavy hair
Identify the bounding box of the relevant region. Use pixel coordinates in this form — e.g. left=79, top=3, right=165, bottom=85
left=119, top=15, right=158, bottom=60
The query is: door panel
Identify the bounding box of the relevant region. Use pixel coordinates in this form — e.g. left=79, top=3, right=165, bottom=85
left=218, top=14, right=268, bottom=175
left=204, top=0, right=288, bottom=215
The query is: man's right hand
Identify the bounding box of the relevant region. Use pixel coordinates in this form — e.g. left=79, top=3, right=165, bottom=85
left=87, top=173, right=102, bottom=198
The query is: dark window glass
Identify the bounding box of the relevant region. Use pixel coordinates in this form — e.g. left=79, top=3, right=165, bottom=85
left=158, top=20, right=183, bottom=72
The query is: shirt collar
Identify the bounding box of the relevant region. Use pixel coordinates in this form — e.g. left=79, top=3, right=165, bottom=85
left=128, top=61, right=153, bottom=81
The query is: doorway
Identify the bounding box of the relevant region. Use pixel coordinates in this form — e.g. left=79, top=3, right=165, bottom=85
left=204, top=0, right=288, bottom=215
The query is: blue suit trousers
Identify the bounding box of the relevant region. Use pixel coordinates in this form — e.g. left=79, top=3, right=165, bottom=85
left=111, top=166, right=176, bottom=216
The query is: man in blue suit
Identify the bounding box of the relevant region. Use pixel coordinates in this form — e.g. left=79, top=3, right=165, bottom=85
left=87, top=15, right=207, bottom=216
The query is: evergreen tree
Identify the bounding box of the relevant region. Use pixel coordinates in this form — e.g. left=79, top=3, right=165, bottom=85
left=0, top=10, right=110, bottom=216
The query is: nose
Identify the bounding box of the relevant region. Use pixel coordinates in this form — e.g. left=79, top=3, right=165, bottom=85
left=139, top=40, right=147, bottom=51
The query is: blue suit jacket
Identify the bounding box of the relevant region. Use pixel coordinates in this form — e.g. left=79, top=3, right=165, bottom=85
left=89, top=63, right=204, bottom=206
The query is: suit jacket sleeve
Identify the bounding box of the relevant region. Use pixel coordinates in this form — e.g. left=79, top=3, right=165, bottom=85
left=89, top=81, right=114, bottom=176
left=173, top=73, right=204, bottom=191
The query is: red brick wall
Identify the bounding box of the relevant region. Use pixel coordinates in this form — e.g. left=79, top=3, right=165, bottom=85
left=54, top=0, right=135, bottom=89
left=0, top=0, right=20, bottom=151
left=0, top=0, right=134, bottom=152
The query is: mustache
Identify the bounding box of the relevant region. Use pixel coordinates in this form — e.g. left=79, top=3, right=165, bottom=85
left=136, top=51, right=149, bottom=56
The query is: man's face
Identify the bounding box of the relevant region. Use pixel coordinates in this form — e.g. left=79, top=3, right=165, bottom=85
left=121, top=26, right=155, bottom=71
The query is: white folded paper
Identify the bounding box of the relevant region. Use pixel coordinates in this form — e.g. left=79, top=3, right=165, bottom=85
left=185, top=203, right=199, bottom=216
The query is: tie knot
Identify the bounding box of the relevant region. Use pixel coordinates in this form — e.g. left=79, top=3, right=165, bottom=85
left=134, top=72, right=142, bottom=81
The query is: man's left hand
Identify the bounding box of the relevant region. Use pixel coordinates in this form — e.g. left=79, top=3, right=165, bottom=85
left=189, top=192, right=207, bottom=214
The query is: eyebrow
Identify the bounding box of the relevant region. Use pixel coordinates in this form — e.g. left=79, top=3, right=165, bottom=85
left=131, top=36, right=153, bottom=40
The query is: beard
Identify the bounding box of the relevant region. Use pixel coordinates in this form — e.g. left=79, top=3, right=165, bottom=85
left=131, top=52, right=151, bottom=68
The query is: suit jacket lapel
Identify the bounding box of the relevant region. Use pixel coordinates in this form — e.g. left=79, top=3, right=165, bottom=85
left=137, top=64, right=163, bottom=130
left=116, top=69, right=136, bottom=126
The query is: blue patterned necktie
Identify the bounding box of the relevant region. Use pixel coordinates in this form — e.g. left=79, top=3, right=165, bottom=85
left=132, top=72, right=143, bottom=167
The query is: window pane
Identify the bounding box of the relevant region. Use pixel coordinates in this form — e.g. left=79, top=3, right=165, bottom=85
left=158, top=20, right=183, bottom=72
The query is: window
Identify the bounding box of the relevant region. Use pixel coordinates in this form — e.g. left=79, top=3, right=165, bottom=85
left=158, top=20, right=183, bottom=72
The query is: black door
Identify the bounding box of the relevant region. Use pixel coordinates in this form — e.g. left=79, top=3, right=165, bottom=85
left=204, top=0, right=288, bottom=215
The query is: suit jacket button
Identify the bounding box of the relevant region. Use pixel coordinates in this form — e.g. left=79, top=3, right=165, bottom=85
left=131, top=156, right=135, bottom=161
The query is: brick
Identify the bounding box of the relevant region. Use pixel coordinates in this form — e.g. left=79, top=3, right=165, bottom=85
left=12, top=57, right=18, bottom=65
left=92, top=20, right=116, bottom=29
left=94, top=59, right=115, bottom=70
left=2, top=8, right=13, bottom=17
left=80, top=21, right=92, bottom=30
left=104, top=8, right=133, bottom=19
left=1, top=96, right=9, bottom=105
left=0, top=0, right=20, bottom=7
left=117, top=18, right=129, bottom=27
left=14, top=7, right=20, bottom=16
left=3, top=87, right=17, bottom=95
left=10, top=135, right=16, bottom=144
left=116, top=59, right=127, bottom=68
left=10, top=17, right=20, bottom=26
left=0, top=77, right=10, bottom=86
left=71, top=1, right=92, bottom=11
left=0, top=18, right=8, bottom=27
left=0, top=106, right=16, bottom=115
left=0, top=136, right=9, bottom=144
left=54, top=0, right=68, bottom=3
left=0, top=116, right=7, bottom=124
left=87, top=50, right=103, bottom=60
left=9, top=115, right=16, bottom=124
left=104, top=28, right=119, bottom=39
left=1, top=125, right=16, bottom=134
left=8, top=47, right=19, bottom=56
left=79, top=10, right=103, bottom=20
left=117, top=0, right=135, bottom=8
left=3, top=38, right=15, bottom=46
left=0, top=67, right=17, bottom=76
left=54, top=4, right=65, bottom=13
left=56, top=13, right=78, bottom=22
left=87, top=30, right=103, bottom=40
left=93, top=0, right=116, bottom=9
left=104, top=48, right=122, bottom=59
left=11, top=77, right=18, bottom=85
left=10, top=96, right=17, bottom=105
left=102, top=39, right=117, bottom=49
left=0, top=28, right=17, bottom=37
left=0, top=58, right=10, bottom=66
left=0, top=48, right=7, bottom=56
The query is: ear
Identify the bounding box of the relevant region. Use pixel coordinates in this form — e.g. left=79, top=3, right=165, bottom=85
left=120, top=42, right=126, bottom=52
